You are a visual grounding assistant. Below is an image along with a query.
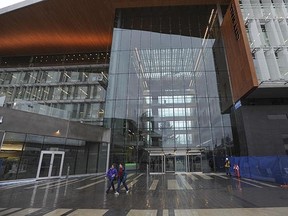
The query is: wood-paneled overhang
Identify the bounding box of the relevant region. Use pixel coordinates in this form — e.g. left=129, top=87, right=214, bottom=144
left=0, top=0, right=230, bottom=56
left=221, top=0, right=258, bottom=102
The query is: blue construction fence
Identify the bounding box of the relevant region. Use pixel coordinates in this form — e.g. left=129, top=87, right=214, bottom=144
left=228, top=156, right=288, bottom=185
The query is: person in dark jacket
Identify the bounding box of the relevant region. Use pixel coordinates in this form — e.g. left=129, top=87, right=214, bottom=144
left=114, top=163, right=129, bottom=195
left=106, top=163, right=117, bottom=193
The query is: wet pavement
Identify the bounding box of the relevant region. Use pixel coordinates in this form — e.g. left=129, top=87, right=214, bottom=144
left=0, top=172, right=287, bottom=215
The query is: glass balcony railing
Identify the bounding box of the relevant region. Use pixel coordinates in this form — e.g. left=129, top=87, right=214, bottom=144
left=12, top=99, right=70, bottom=120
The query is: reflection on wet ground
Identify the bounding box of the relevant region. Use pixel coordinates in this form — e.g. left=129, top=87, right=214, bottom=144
left=0, top=173, right=287, bottom=215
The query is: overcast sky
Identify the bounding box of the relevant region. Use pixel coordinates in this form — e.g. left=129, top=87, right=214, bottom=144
left=0, top=0, right=25, bottom=9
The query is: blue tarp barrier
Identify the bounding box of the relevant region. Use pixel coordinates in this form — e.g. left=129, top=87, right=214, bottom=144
left=229, top=156, right=288, bottom=184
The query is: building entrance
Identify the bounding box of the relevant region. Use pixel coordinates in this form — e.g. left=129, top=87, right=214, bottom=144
left=187, top=154, right=202, bottom=172
left=165, top=155, right=175, bottom=172
left=150, top=154, right=164, bottom=174
left=36, top=151, right=65, bottom=179
left=149, top=152, right=202, bottom=174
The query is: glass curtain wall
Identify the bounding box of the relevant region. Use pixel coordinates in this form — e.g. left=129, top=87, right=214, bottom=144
left=104, top=6, right=233, bottom=171
left=0, top=132, right=106, bottom=181
left=0, top=65, right=107, bottom=125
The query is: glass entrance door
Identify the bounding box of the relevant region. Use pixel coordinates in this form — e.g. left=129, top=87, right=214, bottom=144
left=165, top=155, right=175, bottom=172
left=187, top=154, right=202, bottom=172
left=175, top=155, right=186, bottom=172
left=36, top=151, right=65, bottom=179
left=150, top=155, right=164, bottom=174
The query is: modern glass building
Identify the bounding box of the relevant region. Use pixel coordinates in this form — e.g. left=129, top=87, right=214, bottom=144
left=0, top=0, right=288, bottom=181
left=0, top=53, right=111, bottom=181
left=104, top=6, right=232, bottom=173
left=0, top=53, right=109, bottom=125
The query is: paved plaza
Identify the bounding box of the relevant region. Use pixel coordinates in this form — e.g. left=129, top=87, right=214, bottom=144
left=0, top=173, right=287, bottom=215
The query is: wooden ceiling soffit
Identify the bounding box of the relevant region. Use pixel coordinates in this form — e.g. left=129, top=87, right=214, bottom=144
left=0, top=0, right=115, bottom=56
left=112, top=0, right=231, bottom=8
left=0, top=0, right=230, bottom=56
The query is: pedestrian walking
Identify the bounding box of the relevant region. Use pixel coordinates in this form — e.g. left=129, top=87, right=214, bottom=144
left=114, top=163, right=129, bottom=195
left=106, top=163, right=117, bottom=193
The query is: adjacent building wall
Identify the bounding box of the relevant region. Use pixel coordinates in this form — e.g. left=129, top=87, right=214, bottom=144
left=0, top=107, right=110, bottom=143
left=235, top=105, right=288, bottom=156
left=0, top=108, right=111, bottom=181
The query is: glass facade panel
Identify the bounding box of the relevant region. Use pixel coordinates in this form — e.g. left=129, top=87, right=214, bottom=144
left=0, top=133, right=26, bottom=180
left=165, top=155, right=175, bottom=172
left=0, top=63, right=108, bottom=125
left=175, top=156, right=186, bottom=172
left=51, top=154, right=62, bottom=176
left=0, top=132, right=104, bottom=181
left=105, top=6, right=232, bottom=171
left=17, top=134, right=43, bottom=179
left=87, top=143, right=99, bottom=173
left=150, top=155, right=163, bottom=173
left=39, top=154, right=52, bottom=178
